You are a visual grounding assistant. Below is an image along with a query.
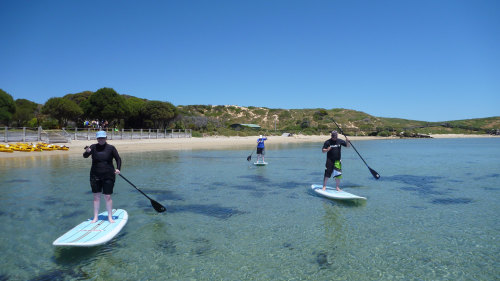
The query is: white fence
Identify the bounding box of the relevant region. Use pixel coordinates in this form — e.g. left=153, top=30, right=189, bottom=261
left=72, top=128, right=192, bottom=141
left=1, top=127, right=192, bottom=143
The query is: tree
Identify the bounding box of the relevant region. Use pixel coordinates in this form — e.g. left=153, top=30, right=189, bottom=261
left=0, top=89, right=16, bottom=126
left=42, top=97, right=83, bottom=127
left=13, top=99, right=39, bottom=126
left=313, top=109, right=328, bottom=121
left=80, top=88, right=129, bottom=122
left=141, top=100, right=178, bottom=129
left=124, top=96, right=147, bottom=128
left=63, top=91, right=93, bottom=105
left=300, top=118, right=310, bottom=129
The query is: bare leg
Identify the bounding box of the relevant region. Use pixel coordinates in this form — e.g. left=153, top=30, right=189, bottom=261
left=335, top=178, right=341, bottom=191
left=92, top=193, right=101, bottom=223
left=104, top=194, right=115, bottom=223
left=323, top=177, right=328, bottom=190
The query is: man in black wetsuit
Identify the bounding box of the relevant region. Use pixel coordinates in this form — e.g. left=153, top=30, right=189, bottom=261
left=83, top=131, right=121, bottom=223
left=322, top=130, right=350, bottom=191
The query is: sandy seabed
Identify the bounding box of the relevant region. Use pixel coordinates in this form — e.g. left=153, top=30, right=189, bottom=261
left=0, top=134, right=497, bottom=159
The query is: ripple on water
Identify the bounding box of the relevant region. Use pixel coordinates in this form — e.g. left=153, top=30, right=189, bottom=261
left=167, top=203, right=246, bottom=219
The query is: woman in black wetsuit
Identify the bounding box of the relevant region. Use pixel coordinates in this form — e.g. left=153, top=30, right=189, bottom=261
left=83, top=131, right=121, bottom=223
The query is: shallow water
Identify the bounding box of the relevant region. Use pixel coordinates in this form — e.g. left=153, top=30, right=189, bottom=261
left=0, top=138, right=499, bottom=280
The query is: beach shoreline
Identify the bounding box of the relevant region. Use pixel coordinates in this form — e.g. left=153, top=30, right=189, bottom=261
left=0, top=134, right=497, bottom=159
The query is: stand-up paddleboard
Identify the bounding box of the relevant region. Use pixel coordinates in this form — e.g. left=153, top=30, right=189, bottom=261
left=311, top=184, right=366, bottom=200
left=53, top=209, right=128, bottom=247
left=253, top=161, right=268, bottom=166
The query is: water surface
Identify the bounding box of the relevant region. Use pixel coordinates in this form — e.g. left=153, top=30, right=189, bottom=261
left=0, top=138, right=498, bottom=280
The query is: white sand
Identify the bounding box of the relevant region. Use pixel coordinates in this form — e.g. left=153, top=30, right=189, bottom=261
left=0, top=134, right=497, bottom=159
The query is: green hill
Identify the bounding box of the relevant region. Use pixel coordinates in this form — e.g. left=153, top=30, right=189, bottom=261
left=177, top=105, right=500, bottom=137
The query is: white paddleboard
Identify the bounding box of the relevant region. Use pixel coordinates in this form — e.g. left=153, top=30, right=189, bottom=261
left=311, top=184, right=366, bottom=200
left=253, top=161, right=268, bottom=166
left=53, top=209, right=128, bottom=247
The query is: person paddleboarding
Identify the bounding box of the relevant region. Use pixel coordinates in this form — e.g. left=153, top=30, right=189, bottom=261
left=256, top=135, right=268, bottom=163
left=83, top=131, right=121, bottom=223
left=322, top=130, right=350, bottom=191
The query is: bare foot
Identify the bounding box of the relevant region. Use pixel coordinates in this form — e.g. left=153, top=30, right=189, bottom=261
left=91, top=217, right=98, bottom=223
left=322, top=186, right=326, bottom=191
left=108, top=217, right=115, bottom=223
left=336, top=187, right=342, bottom=191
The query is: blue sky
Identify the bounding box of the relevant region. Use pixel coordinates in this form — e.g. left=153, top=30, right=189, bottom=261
left=1, top=0, right=498, bottom=122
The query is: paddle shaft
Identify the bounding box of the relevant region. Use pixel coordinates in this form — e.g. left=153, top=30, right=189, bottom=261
left=119, top=174, right=153, bottom=201
left=332, top=120, right=380, bottom=179
left=118, top=174, right=166, bottom=213
left=247, top=147, right=255, bottom=161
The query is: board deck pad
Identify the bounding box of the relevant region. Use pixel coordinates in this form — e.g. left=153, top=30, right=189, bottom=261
left=311, top=184, right=366, bottom=200
left=253, top=161, right=268, bottom=166
left=53, top=209, right=128, bottom=247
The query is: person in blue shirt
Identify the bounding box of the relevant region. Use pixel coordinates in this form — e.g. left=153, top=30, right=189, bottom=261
left=256, top=135, right=268, bottom=163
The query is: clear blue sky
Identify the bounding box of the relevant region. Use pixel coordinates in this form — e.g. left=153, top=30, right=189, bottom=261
left=1, top=0, right=498, bottom=122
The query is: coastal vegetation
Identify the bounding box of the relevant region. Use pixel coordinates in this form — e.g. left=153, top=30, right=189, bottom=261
left=1, top=88, right=499, bottom=137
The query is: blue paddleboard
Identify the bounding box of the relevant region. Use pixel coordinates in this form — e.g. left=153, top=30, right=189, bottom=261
left=53, top=209, right=128, bottom=247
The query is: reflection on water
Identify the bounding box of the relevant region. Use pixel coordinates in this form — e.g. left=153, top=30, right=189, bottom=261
left=0, top=138, right=498, bottom=280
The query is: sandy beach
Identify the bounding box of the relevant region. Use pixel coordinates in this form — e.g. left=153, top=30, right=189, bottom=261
left=0, top=134, right=497, bottom=159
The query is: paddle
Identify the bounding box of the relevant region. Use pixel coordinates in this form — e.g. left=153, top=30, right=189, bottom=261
left=332, top=120, right=381, bottom=180
left=119, top=174, right=167, bottom=213
left=246, top=150, right=254, bottom=161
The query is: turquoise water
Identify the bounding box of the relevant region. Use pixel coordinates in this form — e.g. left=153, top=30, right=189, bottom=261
left=0, top=138, right=499, bottom=280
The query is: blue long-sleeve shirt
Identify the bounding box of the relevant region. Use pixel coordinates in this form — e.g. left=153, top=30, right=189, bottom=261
left=257, top=137, right=267, bottom=148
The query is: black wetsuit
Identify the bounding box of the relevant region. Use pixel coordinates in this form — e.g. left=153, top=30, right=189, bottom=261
left=323, top=138, right=347, bottom=162
left=83, top=143, right=121, bottom=194
left=322, top=138, right=347, bottom=178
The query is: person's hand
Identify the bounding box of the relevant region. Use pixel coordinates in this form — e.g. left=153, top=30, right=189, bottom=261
left=115, top=169, right=120, bottom=175
left=85, top=146, right=91, bottom=153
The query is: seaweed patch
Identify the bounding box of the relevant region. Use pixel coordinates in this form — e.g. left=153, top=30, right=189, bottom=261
left=274, top=181, right=302, bottom=189
left=168, top=204, right=246, bottom=219
left=191, top=238, right=213, bottom=256
left=158, top=240, right=177, bottom=254
left=431, top=198, right=473, bottom=205
left=238, top=174, right=270, bottom=183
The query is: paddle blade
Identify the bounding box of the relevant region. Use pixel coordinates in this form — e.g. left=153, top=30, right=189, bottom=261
left=247, top=155, right=252, bottom=161
left=369, top=167, right=380, bottom=179
left=151, top=199, right=166, bottom=213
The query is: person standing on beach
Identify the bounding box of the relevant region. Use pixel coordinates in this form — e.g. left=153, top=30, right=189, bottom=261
left=256, top=135, right=268, bottom=163
left=322, top=131, right=350, bottom=191
left=83, top=131, right=121, bottom=223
